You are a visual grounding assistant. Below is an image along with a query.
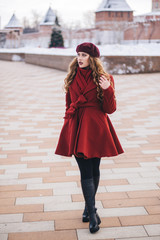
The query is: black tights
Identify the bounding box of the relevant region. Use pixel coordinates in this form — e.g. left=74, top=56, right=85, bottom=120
left=74, top=156, right=101, bottom=180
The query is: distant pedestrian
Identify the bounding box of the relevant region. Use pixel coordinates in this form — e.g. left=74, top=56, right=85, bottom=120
left=55, top=42, right=124, bottom=233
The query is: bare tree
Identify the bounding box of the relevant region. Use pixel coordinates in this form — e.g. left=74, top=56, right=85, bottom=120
left=83, top=10, right=95, bottom=29
left=22, top=16, right=30, bottom=28
left=31, top=10, right=42, bottom=30
left=61, top=20, right=83, bottom=47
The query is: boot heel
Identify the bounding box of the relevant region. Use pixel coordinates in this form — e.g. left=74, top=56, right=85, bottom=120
left=82, top=215, right=89, bottom=222
left=89, top=213, right=100, bottom=233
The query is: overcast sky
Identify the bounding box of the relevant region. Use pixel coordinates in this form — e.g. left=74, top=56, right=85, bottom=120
left=0, top=0, right=152, bottom=29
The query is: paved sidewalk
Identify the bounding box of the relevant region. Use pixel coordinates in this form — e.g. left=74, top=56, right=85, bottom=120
left=0, top=60, right=160, bottom=240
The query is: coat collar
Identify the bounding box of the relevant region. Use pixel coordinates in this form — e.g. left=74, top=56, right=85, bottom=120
left=70, top=67, right=97, bottom=96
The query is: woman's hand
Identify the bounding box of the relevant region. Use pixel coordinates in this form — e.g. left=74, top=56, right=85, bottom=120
left=99, top=75, right=110, bottom=90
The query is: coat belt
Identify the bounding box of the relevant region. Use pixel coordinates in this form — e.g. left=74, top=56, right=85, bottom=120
left=64, top=94, right=100, bottom=119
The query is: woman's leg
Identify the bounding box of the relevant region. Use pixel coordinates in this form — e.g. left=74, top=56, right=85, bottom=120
left=92, top=157, right=101, bottom=195
left=74, top=156, right=93, bottom=180
left=92, top=158, right=101, bottom=224
left=74, top=156, right=101, bottom=180
left=74, top=156, right=99, bottom=233
left=82, top=157, right=101, bottom=224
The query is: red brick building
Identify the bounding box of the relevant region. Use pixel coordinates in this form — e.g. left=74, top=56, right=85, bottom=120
left=0, top=0, right=160, bottom=48
left=124, top=0, right=160, bottom=43
left=64, top=0, right=160, bottom=46
left=95, top=0, right=133, bottom=44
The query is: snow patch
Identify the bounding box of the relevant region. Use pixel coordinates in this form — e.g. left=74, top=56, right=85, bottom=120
left=12, top=54, right=22, bottom=61
left=0, top=43, right=160, bottom=56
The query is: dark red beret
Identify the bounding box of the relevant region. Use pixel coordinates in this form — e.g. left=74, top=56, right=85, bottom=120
left=76, top=42, right=100, bottom=58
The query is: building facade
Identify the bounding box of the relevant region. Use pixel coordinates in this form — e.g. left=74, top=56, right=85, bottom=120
left=0, top=0, right=160, bottom=48
left=0, top=7, right=60, bottom=48
left=65, top=0, right=160, bottom=46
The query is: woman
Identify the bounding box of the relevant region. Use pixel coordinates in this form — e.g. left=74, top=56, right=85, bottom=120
left=55, top=42, right=124, bottom=233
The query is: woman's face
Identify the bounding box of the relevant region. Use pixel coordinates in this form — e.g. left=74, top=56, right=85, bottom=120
left=77, top=52, right=90, bottom=68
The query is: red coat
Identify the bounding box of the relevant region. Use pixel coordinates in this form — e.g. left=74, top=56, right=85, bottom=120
left=55, top=69, right=124, bottom=159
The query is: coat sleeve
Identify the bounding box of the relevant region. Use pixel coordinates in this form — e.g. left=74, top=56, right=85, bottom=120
left=65, top=90, right=71, bottom=112
left=102, top=75, right=116, bottom=114
left=64, top=90, right=71, bottom=119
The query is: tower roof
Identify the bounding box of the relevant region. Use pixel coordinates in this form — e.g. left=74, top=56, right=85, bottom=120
left=96, top=0, right=133, bottom=12
left=40, top=7, right=58, bottom=26
left=152, top=0, right=160, bottom=12
left=5, top=14, right=22, bottom=28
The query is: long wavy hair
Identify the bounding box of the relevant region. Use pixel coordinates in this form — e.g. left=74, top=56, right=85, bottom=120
left=64, top=56, right=114, bottom=102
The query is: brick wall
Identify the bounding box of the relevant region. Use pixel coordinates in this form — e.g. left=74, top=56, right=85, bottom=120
left=1, top=52, right=160, bottom=74
left=101, top=55, right=160, bottom=74
left=0, top=52, right=25, bottom=61
left=124, top=21, right=160, bottom=42
left=24, top=53, right=160, bottom=74
left=25, top=54, right=74, bottom=71
left=96, top=11, right=133, bottom=25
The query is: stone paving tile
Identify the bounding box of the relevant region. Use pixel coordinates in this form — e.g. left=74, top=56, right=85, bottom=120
left=16, top=195, right=71, bottom=205
left=119, top=214, right=160, bottom=226
left=145, top=205, right=160, bottom=214
left=8, top=230, right=77, bottom=240
left=53, top=186, right=82, bottom=195
left=0, top=198, right=15, bottom=206
left=0, top=189, right=53, bottom=198
left=43, top=175, right=79, bottom=183
left=5, top=167, right=50, bottom=174
left=101, top=173, right=141, bottom=180
left=0, top=61, right=160, bottom=239
left=106, top=184, right=159, bottom=192
left=23, top=210, right=82, bottom=222
left=0, top=204, right=43, bottom=214
left=116, top=237, right=160, bottom=240
left=127, top=177, right=160, bottom=184
left=26, top=181, right=77, bottom=190
left=55, top=217, right=121, bottom=230
left=0, top=174, right=18, bottom=179
left=0, top=221, right=54, bottom=233
left=0, top=214, right=23, bottom=223
left=102, top=197, right=160, bottom=208
left=0, top=164, right=27, bottom=170
left=27, top=161, right=71, bottom=168
left=0, top=185, right=26, bottom=192
left=98, top=179, right=129, bottom=186
left=45, top=201, right=103, bottom=212
left=0, top=234, right=8, bottom=240
left=144, top=224, right=160, bottom=236
left=97, top=207, right=147, bottom=217
left=77, top=226, right=147, bottom=240
left=0, top=177, right=43, bottom=186
left=127, top=190, right=160, bottom=198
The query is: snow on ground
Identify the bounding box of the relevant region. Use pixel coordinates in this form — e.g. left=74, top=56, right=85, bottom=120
left=0, top=43, right=160, bottom=56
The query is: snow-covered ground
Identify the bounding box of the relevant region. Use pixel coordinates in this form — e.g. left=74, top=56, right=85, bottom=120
left=0, top=43, right=160, bottom=56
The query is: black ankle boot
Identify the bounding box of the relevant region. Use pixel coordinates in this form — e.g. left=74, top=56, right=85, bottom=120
left=82, top=176, right=101, bottom=225
left=82, top=205, right=89, bottom=222
left=81, top=178, right=100, bottom=233
left=82, top=206, right=101, bottom=225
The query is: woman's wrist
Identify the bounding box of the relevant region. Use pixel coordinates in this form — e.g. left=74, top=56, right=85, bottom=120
left=99, top=75, right=110, bottom=90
